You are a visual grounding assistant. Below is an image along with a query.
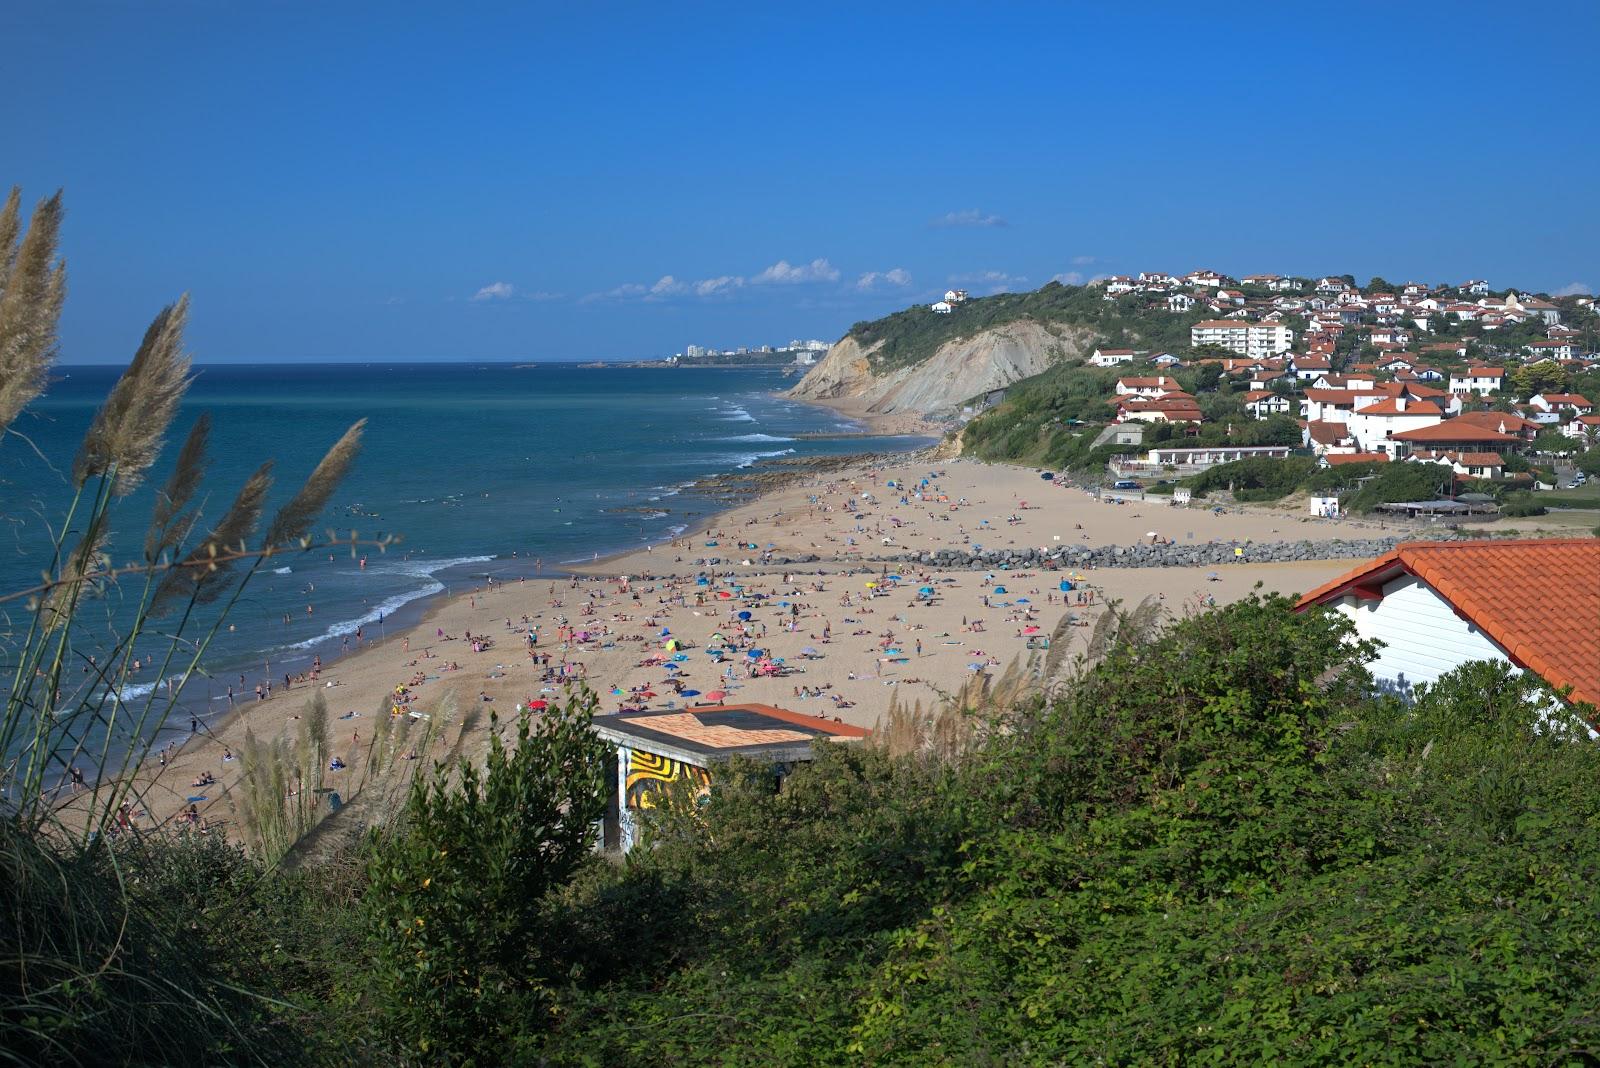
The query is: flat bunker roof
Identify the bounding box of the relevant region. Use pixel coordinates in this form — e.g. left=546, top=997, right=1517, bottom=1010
left=592, top=703, right=868, bottom=765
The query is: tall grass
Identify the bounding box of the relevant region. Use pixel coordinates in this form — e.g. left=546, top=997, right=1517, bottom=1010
left=0, top=185, right=378, bottom=1062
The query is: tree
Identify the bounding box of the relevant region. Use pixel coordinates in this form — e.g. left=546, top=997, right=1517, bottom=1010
left=362, top=692, right=612, bottom=1063
left=1512, top=359, right=1565, bottom=398
left=1532, top=428, right=1579, bottom=455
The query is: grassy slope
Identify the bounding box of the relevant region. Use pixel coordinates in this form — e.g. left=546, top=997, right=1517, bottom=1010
left=849, top=282, right=1205, bottom=373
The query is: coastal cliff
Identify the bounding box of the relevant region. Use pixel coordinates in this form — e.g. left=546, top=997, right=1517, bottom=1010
left=789, top=319, right=1093, bottom=419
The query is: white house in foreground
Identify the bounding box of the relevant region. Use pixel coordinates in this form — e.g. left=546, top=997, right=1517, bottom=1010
left=1296, top=539, right=1599, bottom=707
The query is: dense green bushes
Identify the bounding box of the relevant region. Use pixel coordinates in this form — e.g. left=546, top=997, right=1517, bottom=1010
left=1186, top=455, right=1317, bottom=500
left=529, top=598, right=1600, bottom=1064
left=9, top=598, right=1600, bottom=1064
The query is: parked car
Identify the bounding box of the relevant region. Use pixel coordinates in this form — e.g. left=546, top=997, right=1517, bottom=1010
left=1112, top=479, right=1142, bottom=491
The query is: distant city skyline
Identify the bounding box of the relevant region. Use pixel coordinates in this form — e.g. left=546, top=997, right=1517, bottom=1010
left=7, top=1, right=1597, bottom=364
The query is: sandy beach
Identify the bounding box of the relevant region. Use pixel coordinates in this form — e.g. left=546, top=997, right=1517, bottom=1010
left=96, top=444, right=1582, bottom=838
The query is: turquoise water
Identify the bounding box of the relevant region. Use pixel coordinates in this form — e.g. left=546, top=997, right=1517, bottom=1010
left=0, top=363, right=927, bottom=710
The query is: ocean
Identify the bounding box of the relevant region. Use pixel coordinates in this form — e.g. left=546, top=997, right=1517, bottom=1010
left=0, top=362, right=928, bottom=715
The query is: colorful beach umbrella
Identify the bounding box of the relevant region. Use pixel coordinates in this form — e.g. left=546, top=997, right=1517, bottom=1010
left=704, top=690, right=727, bottom=701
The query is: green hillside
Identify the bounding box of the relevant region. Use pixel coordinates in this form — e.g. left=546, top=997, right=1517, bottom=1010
left=850, top=281, right=1205, bottom=372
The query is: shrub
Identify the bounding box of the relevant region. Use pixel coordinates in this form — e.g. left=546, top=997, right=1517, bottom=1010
left=1500, top=491, right=1547, bottom=517
left=1185, top=456, right=1317, bottom=500
left=361, top=692, right=611, bottom=1063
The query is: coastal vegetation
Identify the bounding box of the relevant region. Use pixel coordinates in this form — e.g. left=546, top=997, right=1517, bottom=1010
left=7, top=187, right=1600, bottom=1065
left=849, top=282, right=1203, bottom=373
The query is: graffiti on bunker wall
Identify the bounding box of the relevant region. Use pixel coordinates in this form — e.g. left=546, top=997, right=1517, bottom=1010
left=626, top=749, right=712, bottom=810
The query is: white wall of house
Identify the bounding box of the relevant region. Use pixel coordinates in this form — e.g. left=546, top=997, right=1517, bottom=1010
left=1331, top=576, right=1512, bottom=696
left=1344, top=408, right=1445, bottom=455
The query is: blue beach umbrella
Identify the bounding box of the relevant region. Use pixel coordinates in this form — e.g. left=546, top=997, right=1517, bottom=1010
left=680, top=689, right=701, bottom=697
left=747, top=648, right=764, bottom=658
left=737, top=611, right=752, bottom=620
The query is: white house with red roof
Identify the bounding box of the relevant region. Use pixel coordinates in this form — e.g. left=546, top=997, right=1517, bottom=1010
left=1114, top=375, right=1182, bottom=397
left=1296, top=539, right=1600, bottom=710
left=1565, top=413, right=1600, bottom=442
left=1530, top=393, right=1594, bottom=415
left=1389, top=420, right=1523, bottom=458
left=1344, top=396, right=1448, bottom=456
left=1242, top=390, right=1293, bottom=418
left=1525, top=339, right=1580, bottom=361
left=1089, top=347, right=1142, bottom=367
left=1448, top=367, right=1506, bottom=396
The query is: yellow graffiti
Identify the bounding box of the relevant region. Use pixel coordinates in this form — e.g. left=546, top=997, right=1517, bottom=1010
left=626, top=750, right=711, bottom=810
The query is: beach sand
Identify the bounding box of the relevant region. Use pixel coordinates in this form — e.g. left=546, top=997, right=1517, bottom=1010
left=97, top=452, right=1570, bottom=838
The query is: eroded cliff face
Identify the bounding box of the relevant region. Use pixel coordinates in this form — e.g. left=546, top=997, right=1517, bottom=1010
left=788, top=321, right=1092, bottom=418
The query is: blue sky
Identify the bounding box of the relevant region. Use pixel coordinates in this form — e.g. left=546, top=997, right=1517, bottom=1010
left=8, top=1, right=1598, bottom=363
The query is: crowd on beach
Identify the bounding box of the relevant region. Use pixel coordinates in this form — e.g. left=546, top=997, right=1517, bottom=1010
left=87, top=456, right=1405, bottom=837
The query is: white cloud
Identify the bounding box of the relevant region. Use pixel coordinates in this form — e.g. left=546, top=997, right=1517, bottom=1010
left=856, top=267, right=913, bottom=291
left=694, top=275, right=745, bottom=297
left=471, top=281, right=515, bottom=301
left=1050, top=272, right=1084, bottom=286
left=751, top=258, right=841, bottom=285
left=1554, top=281, right=1591, bottom=297
left=586, top=257, right=843, bottom=302
left=646, top=275, right=688, bottom=300
left=931, top=209, right=1007, bottom=229
left=582, top=282, right=648, bottom=302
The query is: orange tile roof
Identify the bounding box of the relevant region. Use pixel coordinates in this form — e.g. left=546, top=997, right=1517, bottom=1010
left=1297, top=539, right=1600, bottom=708
left=1392, top=422, right=1519, bottom=444
left=1454, top=410, right=1538, bottom=434
left=1356, top=397, right=1443, bottom=417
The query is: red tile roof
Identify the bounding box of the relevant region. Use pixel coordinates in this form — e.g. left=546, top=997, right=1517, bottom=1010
left=1306, top=421, right=1352, bottom=446
left=1391, top=422, right=1519, bottom=444
left=1453, top=410, right=1538, bottom=436
left=1297, top=539, right=1600, bottom=708
left=1356, top=397, right=1443, bottom=417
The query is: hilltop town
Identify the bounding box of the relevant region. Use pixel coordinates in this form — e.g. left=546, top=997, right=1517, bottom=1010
left=857, top=271, right=1600, bottom=519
